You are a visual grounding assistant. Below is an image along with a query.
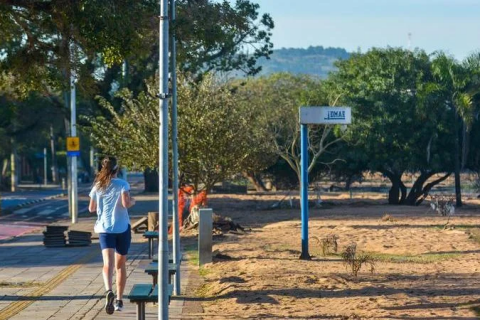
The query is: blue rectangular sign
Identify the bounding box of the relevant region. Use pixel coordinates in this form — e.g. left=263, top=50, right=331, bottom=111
left=67, top=151, right=80, bottom=157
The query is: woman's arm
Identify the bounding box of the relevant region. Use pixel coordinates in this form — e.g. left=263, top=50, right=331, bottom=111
left=122, top=191, right=136, bottom=208
left=88, top=198, right=97, bottom=213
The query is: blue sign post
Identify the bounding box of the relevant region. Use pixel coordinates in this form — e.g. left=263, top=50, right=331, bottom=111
left=300, top=124, right=310, bottom=260
left=299, top=106, right=351, bottom=260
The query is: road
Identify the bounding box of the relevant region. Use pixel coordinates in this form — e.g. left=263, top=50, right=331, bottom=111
left=0, top=173, right=144, bottom=241
left=0, top=192, right=90, bottom=241
left=1, top=188, right=66, bottom=209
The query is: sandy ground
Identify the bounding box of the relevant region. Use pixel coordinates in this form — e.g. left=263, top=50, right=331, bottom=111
left=184, top=192, right=480, bottom=320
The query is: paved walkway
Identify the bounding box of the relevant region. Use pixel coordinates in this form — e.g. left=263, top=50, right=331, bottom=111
left=0, top=194, right=204, bottom=320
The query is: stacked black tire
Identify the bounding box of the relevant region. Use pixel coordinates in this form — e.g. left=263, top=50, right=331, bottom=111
left=67, top=230, right=92, bottom=246
left=43, top=226, right=92, bottom=247
left=43, top=225, right=68, bottom=247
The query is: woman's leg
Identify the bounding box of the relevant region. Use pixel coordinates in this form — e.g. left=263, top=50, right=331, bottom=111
left=115, top=225, right=131, bottom=301
left=115, top=253, right=127, bottom=300
left=101, top=248, right=115, bottom=291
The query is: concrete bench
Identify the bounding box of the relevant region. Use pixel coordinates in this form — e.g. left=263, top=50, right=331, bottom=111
left=143, top=231, right=158, bottom=259
left=144, top=262, right=177, bottom=287
left=128, top=283, right=172, bottom=320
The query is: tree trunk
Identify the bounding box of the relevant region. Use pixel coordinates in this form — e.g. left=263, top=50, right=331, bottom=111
left=144, top=168, right=159, bottom=192
left=388, top=179, right=400, bottom=204
left=461, top=121, right=469, bottom=169
left=345, top=175, right=356, bottom=191
left=415, top=172, right=451, bottom=205
left=404, top=171, right=434, bottom=205
left=384, top=171, right=406, bottom=205
left=243, top=171, right=267, bottom=192
left=454, top=109, right=463, bottom=207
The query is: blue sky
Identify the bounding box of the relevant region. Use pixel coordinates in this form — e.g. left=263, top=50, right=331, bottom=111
left=257, top=0, right=480, bottom=60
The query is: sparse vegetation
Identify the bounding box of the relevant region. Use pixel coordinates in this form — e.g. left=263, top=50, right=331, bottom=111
left=429, top=194, right=456, bottom=228
left=467, top=228, right=480, bottom=245
left=381, top=214, right=397, bottom=222
left=0, top=281, right=40, bottom=288
left=369, top=252, right=461, bottom=263
left=183, top=243, right=211, bottom=277
left=183, top=243, right=199, bottom=266
left=341, top=243, right=376, bottom=277
left=313, top=234, right=339, bottom=256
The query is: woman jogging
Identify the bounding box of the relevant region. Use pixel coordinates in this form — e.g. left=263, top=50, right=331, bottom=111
left=88, top=156, right=135, bottom=314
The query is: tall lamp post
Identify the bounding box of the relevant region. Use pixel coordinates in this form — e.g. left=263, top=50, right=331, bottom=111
left=158, top=0, right=170, bottom=318
left=170, top=0, right=181, bottom=296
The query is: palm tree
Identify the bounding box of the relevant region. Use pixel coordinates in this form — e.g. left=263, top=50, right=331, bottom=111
left=431, top=52, right=480, bottom=207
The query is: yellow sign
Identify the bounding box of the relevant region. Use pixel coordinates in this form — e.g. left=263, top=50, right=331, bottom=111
left=67, top=137, right=80, bottom=151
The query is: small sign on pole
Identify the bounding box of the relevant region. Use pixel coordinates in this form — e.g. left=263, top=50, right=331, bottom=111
left=66, top=137, right=80, bottom=157
left=300, top=106, right=352, bottom=125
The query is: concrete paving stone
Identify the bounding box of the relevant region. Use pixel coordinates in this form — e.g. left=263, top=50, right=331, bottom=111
left=1, top=193, right=201, bottom=320
left=0, top=269, right=28, bottom=279
left=9, top=312, right=51, bottom=320
left=169, top=306, right=184, bottom=313
left=82, top=304, right=103, bottom=320
left=170, top=299, right=185, bottom=307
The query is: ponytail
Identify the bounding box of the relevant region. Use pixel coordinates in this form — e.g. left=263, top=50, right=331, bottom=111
left=94, top=156, right=119, bottom=191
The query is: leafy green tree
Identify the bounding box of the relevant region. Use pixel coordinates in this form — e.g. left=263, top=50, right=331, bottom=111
left=0, top=0, right=153, bottom=95
left=430, top=52, right=480, bottom=207
left=0, top=0, right=273, bottom=97
left=0, top=92, right=66, bottom=189
left=1, top=0, right=274, bottom=191
left=235, top=73, right=345, bottom=188
left=175, top=0, right=274, bottom=77
left=331, top=48, right=454, bottom=205
left=87, top=73, right=271, bottom=192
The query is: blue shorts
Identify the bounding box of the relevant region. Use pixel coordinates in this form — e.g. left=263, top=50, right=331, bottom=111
left=99, top=225, right=131, bottom=255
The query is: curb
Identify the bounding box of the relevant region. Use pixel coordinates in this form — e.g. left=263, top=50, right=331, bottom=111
left=1, top=192, right=66, bottom=216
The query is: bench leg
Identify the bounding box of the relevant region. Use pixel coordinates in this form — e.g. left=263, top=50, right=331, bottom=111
left=136, top=302, right=146, bottom=320
left=148, top=239, right=152, bottom=259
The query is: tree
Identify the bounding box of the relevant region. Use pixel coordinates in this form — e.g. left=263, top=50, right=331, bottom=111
left=0, top=0, right=153, bottom=95
left=430, top=52, right=480, bottom=207
left=87, top=73, right=271, bottom=192
left=175, top=0, right=274, bottom=77
left=235, top=73, right=345, bottom=188
left=0, top=0, right=274, bottom=98
left=330, top=48, right=455, bottom=205
left=177, top=73, right=275, bottom=192
left=0, top=92, right=66, bottom=189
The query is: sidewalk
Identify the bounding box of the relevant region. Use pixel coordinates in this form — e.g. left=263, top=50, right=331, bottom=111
left=0, top=193, right=204, bottom=320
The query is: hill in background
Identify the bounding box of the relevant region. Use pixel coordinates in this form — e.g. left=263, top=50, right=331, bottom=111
left=256, top=46, right=350, bottom=79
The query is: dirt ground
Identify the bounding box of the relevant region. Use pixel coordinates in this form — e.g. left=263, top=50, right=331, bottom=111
left=183, top=191, right=480, bottom=320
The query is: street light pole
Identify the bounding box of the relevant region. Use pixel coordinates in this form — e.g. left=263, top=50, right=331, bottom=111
left=43, top=148, right=47, bottom=186
left=71, top=73, right=78, bottom=224
left=170, top=0, right=181, bottom=296
left=158, top=0, right=170, bottom=318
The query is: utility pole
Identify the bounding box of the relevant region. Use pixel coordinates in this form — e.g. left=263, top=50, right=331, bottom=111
left=158, top=0, right=170, bottom=318
left=43, top=148, right=47, bottom=186
left=170, top=0, right=181, bottom=296
left=90, top=147, right=95, bottom=179
left=10, top=140, right=17, bottom=192
left=70, top=73, right=78, bottom=224
left=50, top=125, right=58, bottom=184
